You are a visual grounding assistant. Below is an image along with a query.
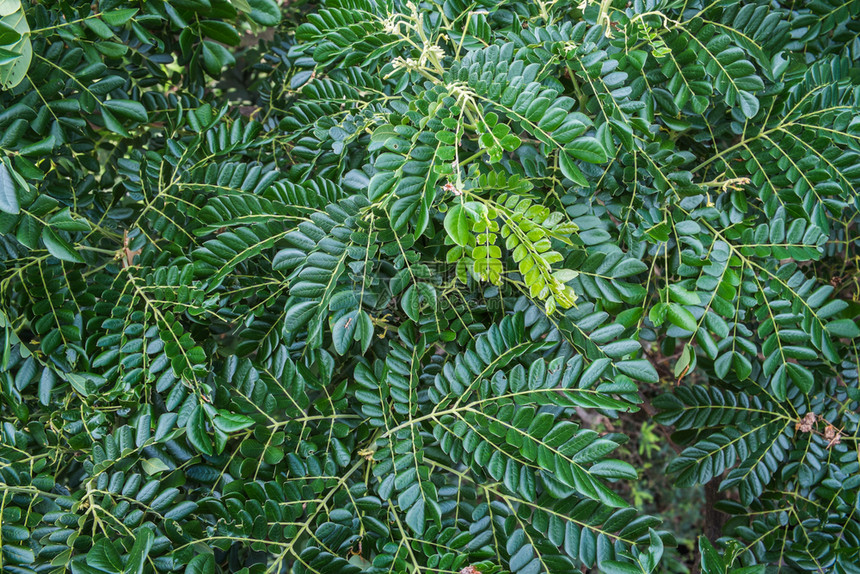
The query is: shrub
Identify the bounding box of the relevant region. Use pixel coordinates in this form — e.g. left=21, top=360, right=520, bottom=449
left=1, top=0, right=859, bottom=573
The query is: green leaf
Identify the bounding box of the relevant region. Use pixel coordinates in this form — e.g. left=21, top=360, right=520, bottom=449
left=565, top=137, right=608, bottom=164
left=101, top=107, right=129, bottom=137
left=102, top=99, right=148, bottom=123
left=668, top=285, right=700, bottom=305
left=560, top=150, right=589, bottom=186
left=199, top=20, right=242, bottom=46
left=590, top=460, right=638, bottom=479
left=600, top=561, right=643, bottom=574
left=786, top=363, right=813, bottom=394
left=666, top=304, right=697, bottom=332
left=616, top=360, right=659, bottom=383
left=0, top=20, right=20, bottom=44
left=38, top=368, right=54, bottom=406
left=825, top=319, right=860, bottom=338
left=332, top=311, right=359, bottom=354
left=2, top=545, right=35, bottom=565
left=698, top=537, right=725, bottom=574
left=141, top=457, right=171, bottom=475
left=124, top=529, right=153, bottom=574
left=673, top=344, right=694, bottom=379
left=101, top=9, right=138, bottom=27
left=0, top=157, right=18, bottom=214
left=0, top=7, right=31, bottom=90
left=444, top=203, right=471, bottom=247
left=85, top=17, right=114, bottom=39
left=15, top=214, right=40, bottom=248
left=49, top=207, right=91, bottom=232
left=201, top=41, right=234, bottom=76
left=368, top=171, right=397, bottom=201
left=0, top=1, right=22, bottom=17
left=19, top=134, right=55, bottom=156
left=649, top=303, right=668, bottom=327
left=212, top=411, right=255, bottom=433
left=405, top=499, right=426, bottom=535
left=644, top=528, right=664, bottom=572
left=187, top=554, right=215, bottom=574
left=354, top=310, right=374, bottom=354
left=401, top=284, right=419, bottom=321
left=66, top=373, right=90, bottom=396
left=186, top=405, right=214, bottom=456
left=737, top=91, right=759, bottom=119
left=41, top=227, right=85, bottom=263
left=87, top=539, right=123, bottom=573
left=245, top=0, right=281, bottom=26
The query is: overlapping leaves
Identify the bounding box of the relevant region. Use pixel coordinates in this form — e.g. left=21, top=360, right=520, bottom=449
left=1, top=0, right=859, bottom=573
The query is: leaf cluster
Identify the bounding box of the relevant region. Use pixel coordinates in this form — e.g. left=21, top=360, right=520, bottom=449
left=1, top=0, right=859, bottom=573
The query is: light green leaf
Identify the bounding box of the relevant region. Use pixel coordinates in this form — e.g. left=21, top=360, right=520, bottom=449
left=0, top=0, right=22, bottom=17
left=0, top=7, right=31, bottom=90
left=673, top=344, right=694, bottom=379
left=668, top=284, right=700, bottom=305
left=246, top=0, right=281, bottom=26
left=444, top=203, right=471, bottom=247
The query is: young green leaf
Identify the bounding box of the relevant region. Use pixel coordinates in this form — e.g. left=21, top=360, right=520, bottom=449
left=444, top=203, right=471, bottom=247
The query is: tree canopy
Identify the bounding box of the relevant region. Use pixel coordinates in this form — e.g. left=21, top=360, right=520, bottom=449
left=1, top=0, right=859, bottom=573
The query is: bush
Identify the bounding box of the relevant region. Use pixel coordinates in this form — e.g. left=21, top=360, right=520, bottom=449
left=1, top=0, right=859, bottom=572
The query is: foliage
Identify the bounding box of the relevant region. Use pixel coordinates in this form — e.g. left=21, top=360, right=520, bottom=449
left=1, top=0, right=859, bottom=573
